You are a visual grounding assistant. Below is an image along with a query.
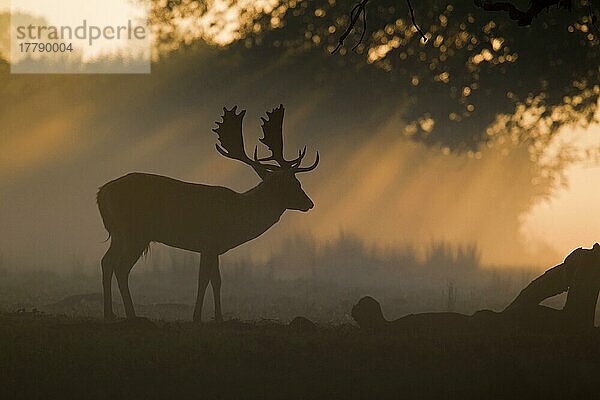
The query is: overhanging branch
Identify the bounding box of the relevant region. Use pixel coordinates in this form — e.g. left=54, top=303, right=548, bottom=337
left=473, top=0, right=573, bottom=26
left=331, top=0, right=428, bottom=54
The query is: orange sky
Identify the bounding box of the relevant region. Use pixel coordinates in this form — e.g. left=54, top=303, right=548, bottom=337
left=521, top=122, right=600, bottom=258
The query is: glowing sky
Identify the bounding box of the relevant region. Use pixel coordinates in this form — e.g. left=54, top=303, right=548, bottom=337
left=521, top=122, right=600, bottom=258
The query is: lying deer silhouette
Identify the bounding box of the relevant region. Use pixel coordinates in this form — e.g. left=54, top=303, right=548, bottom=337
left=97, top=105, right=319, bottom=322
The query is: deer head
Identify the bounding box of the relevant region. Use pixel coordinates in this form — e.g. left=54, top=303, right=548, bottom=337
left=212, top=105, right=319, bottom=212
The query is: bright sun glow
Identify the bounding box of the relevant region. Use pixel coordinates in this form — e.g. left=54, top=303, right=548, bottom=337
left=521, top=121, right=600, bottom=258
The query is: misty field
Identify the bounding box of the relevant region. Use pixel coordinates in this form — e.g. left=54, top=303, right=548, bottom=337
left=0, top=239, right=545, bottom=322
left=2, top=240, right=598, bottom=398
left=1, top=311, right=599, bottom=399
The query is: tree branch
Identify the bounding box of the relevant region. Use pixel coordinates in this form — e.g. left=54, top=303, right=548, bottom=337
left=332, top=0, right=428, bottom=54
left=474, top=0, right=573, bottom=26
left=406, top=0, right=428, bottom=40
left=331, top=0, right=593, bottom=55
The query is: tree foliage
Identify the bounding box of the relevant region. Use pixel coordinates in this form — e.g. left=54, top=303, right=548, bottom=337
left=150, top=1, right=598, bottom=161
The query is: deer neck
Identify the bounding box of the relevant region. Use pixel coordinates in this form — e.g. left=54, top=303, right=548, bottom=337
left=243, top=181, right=287, bottom=226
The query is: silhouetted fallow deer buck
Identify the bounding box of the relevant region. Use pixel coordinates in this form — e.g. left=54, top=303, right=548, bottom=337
left=98, top=105, right=319, bottom=322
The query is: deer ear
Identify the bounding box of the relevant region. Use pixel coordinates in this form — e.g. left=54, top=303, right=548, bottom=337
left=593, top=243, right=600, bottom=251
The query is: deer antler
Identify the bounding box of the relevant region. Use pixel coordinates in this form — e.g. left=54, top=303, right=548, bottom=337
left=213, top=106, right=275, bottom=177
left=213, top=106, right=247, bottom=160
left=258, top=105, right=311, bottom=169
left=214, top=105, right=319, bottom=175
left=293, top=151, right=320, bottom=173
left=259, top=104, right=286, bottom=165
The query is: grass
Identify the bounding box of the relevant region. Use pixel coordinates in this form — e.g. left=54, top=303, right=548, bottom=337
left=1, top=312, right=599, bottom=399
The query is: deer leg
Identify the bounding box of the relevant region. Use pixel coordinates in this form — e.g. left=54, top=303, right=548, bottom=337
left=210, top=255, right=222, bottom=322
left=193, top=253, right=212, bottom=323
left=114, top=241, right=146, bottom=320
left=115, top=270, right=135, bottom=319
left=101, top=244, right=117, bottom=321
